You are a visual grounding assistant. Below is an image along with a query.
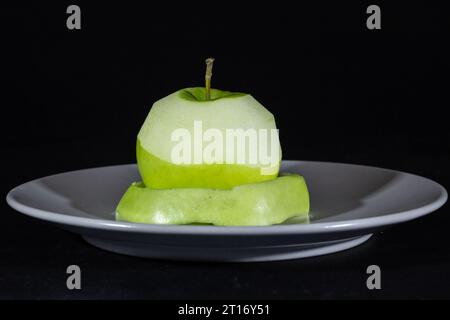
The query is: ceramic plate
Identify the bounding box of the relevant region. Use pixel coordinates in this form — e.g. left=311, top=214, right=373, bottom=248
left=6, top=161, right=447, bottom=262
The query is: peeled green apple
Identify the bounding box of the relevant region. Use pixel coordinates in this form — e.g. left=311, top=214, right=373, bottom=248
left=116, top=174, right=309, bottom=226
left=137, top=87, right=282, bottom=189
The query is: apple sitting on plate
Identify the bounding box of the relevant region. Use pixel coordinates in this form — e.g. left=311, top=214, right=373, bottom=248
left=116, top=58, right=309, bottom=226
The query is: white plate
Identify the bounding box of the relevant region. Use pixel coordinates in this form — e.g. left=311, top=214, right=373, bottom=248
left=6, top=161, right=447, bottom=262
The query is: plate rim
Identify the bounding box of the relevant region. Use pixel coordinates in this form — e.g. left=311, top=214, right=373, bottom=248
left=6, top=161, right=448, bottom=236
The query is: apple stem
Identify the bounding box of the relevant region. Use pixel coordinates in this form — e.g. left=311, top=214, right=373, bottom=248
left=205, top=57, right=215, bottom=100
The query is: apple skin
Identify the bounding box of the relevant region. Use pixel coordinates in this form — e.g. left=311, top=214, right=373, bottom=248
left=137, top=139, right=278, bottom=189
left=137, top=87, right=281, bottom=189
left=116, top=174, right=309, bottom=226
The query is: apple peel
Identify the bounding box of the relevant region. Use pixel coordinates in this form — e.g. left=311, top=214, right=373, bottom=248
left=116, top=174, right=309, bottom=226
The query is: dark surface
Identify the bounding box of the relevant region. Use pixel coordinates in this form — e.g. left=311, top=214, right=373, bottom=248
left=1, top=3, right=449, bottom=299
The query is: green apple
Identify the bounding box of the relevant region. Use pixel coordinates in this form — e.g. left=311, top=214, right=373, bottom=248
left=116, top=174, right=309, bottom=226
left=137, top=87, right=282, bottom=189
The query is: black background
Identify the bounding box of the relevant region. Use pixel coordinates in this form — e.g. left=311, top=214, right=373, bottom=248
left=1, top=2, right=449, bottom=299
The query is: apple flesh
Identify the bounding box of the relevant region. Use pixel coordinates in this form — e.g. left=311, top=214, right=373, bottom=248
left=137, top=87, right=281, bottom=189
left=116, top=174, right=309, bottom=226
